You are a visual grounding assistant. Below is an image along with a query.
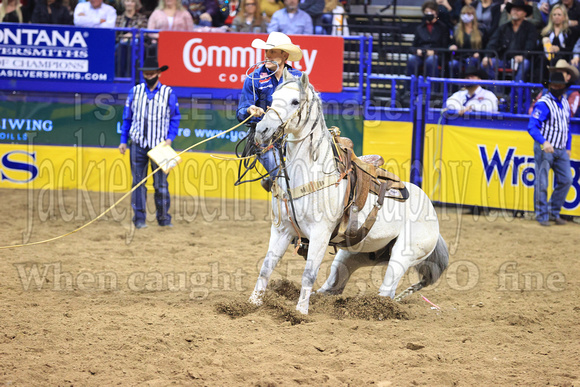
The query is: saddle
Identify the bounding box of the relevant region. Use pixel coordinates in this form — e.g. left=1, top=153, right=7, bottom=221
left=328, top=127, right=409, bottom=248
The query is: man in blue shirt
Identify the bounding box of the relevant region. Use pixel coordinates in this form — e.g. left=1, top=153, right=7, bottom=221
left=237, top=32, right=303, bottom=191
left=268, top=0, right=313, bottom=35
left=119, top=57, right=181, bottom=229
left=528, top=71, right=573, bottom=226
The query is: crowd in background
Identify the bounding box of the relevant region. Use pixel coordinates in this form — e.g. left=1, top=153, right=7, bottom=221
left=0, top=0, right=348, bottom=35
left=0, top=0, right=349, bottom=76
left=5, top=0, right=580, bottom=84
left=409, top=0, right=580, bottom=83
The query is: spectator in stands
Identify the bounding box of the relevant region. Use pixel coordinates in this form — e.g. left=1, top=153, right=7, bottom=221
left=115, top=0, right=147, bottom=77
left=445, top=66, right=499, bottom=115
left=570, top=29, right=580, bottom=67
left=449, top=5, right=488, bottom=77
left=148, top=0, right=194, bottom=31
left=482, top=0, right=537, bottom=81
left=407, top=1, right=450, bottom=80
left=181, top=0, right=220, bottom=26
left=527, top=71, right=573, bottom=226
left=298, top=0, right=324, bottom=27
left=140, top=0, right=157, bottom=17
left=541, top=4, right=580, bottom=62
left=223, top=0, right=238, bottom=26
left=31, top=0, right=73, bottom=24
left=437, top=0, right=460, bottom=29
left=538, top=0, right=580, bottom=27
left=470, top=0, right=501, bottom=34
left=1, top=0, right=27, bottom=22
left=268, top=0, right=313, bottom=34
left=538, top=0, right=560, bottom=24
left=260, top=0, right=283, bottom=23
left=498, top=0, right=543, bottom=30
left=231, top=0, right=266, bottom=32
left=320, top=0, right=348, bottom=36
left=74, top=0, right=117, bottom=27
left=116, top=0, right=147, bottom=29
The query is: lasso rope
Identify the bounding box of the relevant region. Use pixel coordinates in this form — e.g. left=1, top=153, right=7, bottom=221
left=0, top=114, right=256, bottom=250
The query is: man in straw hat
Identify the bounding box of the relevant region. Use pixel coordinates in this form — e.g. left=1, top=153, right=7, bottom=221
left=444, top=66, right=499, bottom=116
left=527, top=71, right=573, bottom=226
left=236, top=31, right=303, bottom=191
left=119, top=57, right=181, bottom=229
left=528, top=59, right=580, bottom=115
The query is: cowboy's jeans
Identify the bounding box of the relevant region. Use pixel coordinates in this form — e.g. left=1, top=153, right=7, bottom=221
left=130, top=142, right=172, bottom=226
left=533, top=142, right=572, bottom=222
left=258, top=145, right=282, bottom=179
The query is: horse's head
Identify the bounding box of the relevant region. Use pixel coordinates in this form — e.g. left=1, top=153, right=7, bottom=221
left=255, top=68, right=314, bottom=144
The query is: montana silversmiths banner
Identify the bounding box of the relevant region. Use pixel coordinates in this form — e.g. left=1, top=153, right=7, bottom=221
left=0, top=24, right=115, bottom=82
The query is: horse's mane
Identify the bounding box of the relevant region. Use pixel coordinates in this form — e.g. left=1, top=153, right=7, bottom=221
left=276, top=75, right=318, bottom=102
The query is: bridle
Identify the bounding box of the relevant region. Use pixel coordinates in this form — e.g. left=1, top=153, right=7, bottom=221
left=263, top=79, right=319, bottom=145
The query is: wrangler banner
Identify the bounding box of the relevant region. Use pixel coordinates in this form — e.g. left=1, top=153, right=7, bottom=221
left=158, top=32, right=344, bottom=93
left=362, top=120, right=414, bottom=182
left=422, top=122, right=580, bottom=216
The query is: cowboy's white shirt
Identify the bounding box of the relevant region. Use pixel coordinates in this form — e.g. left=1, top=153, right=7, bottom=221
left=445, top=86, right=499, bottom=113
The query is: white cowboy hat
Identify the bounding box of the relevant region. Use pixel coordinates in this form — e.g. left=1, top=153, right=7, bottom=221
left=251, top=32, right=303, bottom=62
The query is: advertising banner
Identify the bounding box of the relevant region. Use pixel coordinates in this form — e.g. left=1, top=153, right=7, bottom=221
left=0, top=144, right=270, bottom=202
left=422, top=124, right=580, bottom=216
left=0, top=24, right=115, bottom=82
left=0, top=95, right=363, bottom=153
left=362, top=120, right=414, bottom=181
left=158, top=32, right=344, bottom=93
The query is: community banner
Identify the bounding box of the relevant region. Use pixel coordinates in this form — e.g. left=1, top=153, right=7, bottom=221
left=422, top=123, right=580, bottom=216
left=158, top=32, right=344, bottom=93
left=0, top=24, right=115, bottom=82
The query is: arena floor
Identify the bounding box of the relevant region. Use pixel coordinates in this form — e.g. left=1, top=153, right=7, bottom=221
left=0, top=188, right=578, bottom=385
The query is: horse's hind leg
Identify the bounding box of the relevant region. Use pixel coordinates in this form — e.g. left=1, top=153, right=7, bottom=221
left=378, top=229, right=436, bottom=299
left=249, top=226, right=292, bottom=306
left=318, top=250, right=371, bottom=295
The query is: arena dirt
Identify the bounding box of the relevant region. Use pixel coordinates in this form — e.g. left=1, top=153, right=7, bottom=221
left=0, top=188, right=579, bottom=385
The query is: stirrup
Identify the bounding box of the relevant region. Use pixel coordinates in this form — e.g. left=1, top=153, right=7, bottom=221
left=292, top=237, right=309, bottom=260
left=261, top=177, right=273, bottom=192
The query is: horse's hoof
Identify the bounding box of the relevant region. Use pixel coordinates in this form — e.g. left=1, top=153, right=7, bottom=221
left=249, top=291, right=264, bottom=306
left=296, top=303, right=309, bottom=315
left=316, top=287, right=342, bottom=296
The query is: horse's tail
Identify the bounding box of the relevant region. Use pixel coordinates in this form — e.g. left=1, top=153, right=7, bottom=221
left=394, top=234, right=448, bottom=302
left=415, top=234, right=449, bottom=286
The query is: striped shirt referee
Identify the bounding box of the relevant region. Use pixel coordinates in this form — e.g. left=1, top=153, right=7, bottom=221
left=527, top=71, right=573, bottom=226
left=120, top=82, right=180, bottom=148
left=118, top=58, right=181, bottom=229
left=528, top=91, right=572, bottom=152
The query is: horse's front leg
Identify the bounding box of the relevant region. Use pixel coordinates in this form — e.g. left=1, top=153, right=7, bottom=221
left=296, top=230, right=332, bottom=314
left=249, top=225, right=292, bottom=306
